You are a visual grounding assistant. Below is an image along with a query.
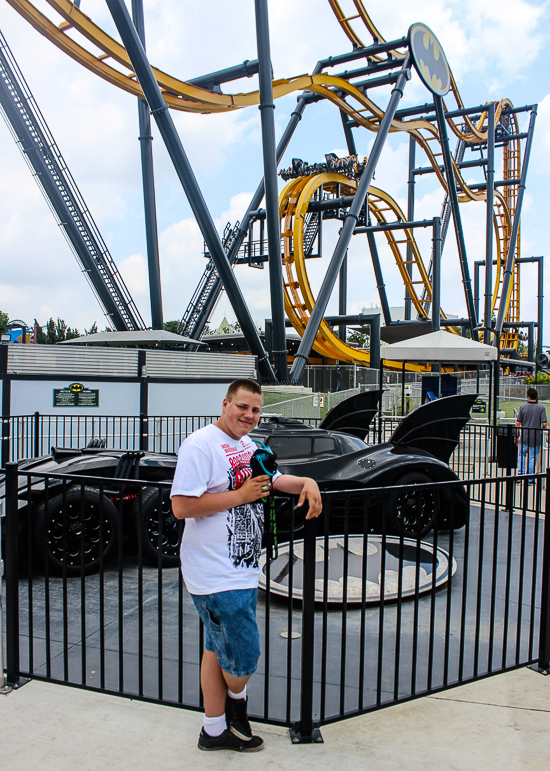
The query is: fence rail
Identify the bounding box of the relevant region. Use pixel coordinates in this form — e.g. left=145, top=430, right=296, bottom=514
left=4, top=413, right=549, bottom=498
left=2, top=465, right=549, bottom=733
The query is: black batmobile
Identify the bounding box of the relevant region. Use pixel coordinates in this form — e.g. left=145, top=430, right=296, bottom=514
left=0, top=392, right=476, bottom=575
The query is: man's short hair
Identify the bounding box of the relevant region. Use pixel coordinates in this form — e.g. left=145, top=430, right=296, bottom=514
left=527, top=387, right=539, bottom=402
left=226, top=379, right=263, bottom=401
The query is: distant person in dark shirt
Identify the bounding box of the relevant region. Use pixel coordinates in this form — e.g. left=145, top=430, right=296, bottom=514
left=516, top=387, right=547, bottom=480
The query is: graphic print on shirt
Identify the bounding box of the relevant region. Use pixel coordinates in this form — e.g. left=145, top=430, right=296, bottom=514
left=224, top=442, right=264, bottom=569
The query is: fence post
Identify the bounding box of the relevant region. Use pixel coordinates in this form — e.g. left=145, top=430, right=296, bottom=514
left=531, top=467, right=550, bottom=674
left=4, top=462, right=23, bottom=686
left=290, top=513, right=323, bottom=744
left=34, top=411, right=40, bottom=458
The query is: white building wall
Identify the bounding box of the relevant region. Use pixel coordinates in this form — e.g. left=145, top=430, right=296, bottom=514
left=147, top=382, right=226, bottom=417
left=10, top=380, right=140, bottom=417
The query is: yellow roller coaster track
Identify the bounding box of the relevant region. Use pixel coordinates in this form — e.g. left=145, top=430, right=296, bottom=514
left=7, top=0, right=522, bottom=353
left=279, top=172, right=440, bottom=370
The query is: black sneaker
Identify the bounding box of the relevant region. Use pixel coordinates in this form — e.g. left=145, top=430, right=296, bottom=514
left=225, top=695, right=253, bottom=740
left=197, top=728, right=264, bottom=752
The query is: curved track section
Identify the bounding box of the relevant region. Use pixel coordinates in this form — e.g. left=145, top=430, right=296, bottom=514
left=279, top=173, right=449, bottom=368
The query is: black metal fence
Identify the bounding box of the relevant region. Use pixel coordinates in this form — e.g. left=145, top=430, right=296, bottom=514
left=4, top=413, right=222, bottom=462
left=4, top=413, right=549, bottom=507
left=2, top=465, right=549, bottom=734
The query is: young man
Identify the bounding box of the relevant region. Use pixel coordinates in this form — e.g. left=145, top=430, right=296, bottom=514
left=516, top=387, right=547, bottom=481
left=171, top=379, right=322, bottom=752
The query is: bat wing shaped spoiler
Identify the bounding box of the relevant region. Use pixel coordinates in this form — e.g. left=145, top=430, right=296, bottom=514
left=319, top=390, right=383, bottom=440
left=389, top=393, right=478, bottom=464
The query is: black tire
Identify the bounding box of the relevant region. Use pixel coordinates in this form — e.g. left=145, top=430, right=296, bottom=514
left=33, top=487, right=120, bottom=576
left=386, top=472, right=439, bottom=538
left=131, top=487, right=183, bottom=568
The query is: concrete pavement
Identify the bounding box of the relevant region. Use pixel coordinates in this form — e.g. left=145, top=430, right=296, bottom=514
left=1, top=667, right=549, bottom=770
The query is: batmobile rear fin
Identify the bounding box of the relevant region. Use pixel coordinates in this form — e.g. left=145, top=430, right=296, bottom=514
left=51, top=447, right=82, bottom=463
left=319, top=390, right=383, bottom=440
left=389, top=393, right=478, bottom=464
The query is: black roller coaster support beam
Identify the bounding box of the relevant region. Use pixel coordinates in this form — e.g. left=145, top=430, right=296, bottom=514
left=318, top=37, right=408, bottom=68
left=339, top=253, right=348, bottom=343
left=433, top=94, right=477, bottom=339
left=405, top=134, right=415, bottom=320
left=467, top=178, right=521, bottom=190
left=432, top=217, right=441, bottom=332
left=494, top=106, right=537, bottom=342
left=187, top=59, right=259, bottom=90
left=484, top=103, right=495, bottom=337
left=366, top=225, right=392, bottom=326
left=354, top=218, right=435, bottom=233
left=105, top=0, right=276, bottom=382
left=290, top=55, right=412, bottom=383
left=333, top=58, right=406, bottom=82
left=254, top=0, right=287, bottom=381
left=132, top=0, right=163, bottom=330
left=413, top=158, right=488, bottom=176
left=340, top=110, right=357, bottom=156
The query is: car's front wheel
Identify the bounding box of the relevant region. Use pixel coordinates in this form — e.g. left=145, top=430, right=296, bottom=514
left=33, top=486, right=120, bottom=576
left=386, top=472, right=439, bottom=538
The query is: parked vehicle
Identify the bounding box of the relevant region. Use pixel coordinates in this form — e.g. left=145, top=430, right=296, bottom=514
left=251, top=391, right=474, bottom=540
left=0, top=392, right=476, bottom=575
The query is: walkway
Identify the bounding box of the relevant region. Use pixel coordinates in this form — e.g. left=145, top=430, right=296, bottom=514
left=1, top=667, right=548, bottom=770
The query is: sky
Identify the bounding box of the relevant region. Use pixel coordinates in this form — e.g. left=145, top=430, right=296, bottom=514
left=0, top=0, right=549, bottom=346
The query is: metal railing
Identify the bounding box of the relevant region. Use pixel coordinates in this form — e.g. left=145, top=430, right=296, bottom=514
left=2, top=466, right=549, bottom=735
left=3, top=413, right=549, bottom=510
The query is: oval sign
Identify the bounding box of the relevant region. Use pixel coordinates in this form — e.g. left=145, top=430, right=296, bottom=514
left=259, top=535, right=457, bottom=604
left=408, top=23, right=451, bottom=97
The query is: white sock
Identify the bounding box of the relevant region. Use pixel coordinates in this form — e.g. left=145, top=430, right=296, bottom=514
left=203, top=713, right=227, bottom=737
left=227, top=685, right=247, bottom=700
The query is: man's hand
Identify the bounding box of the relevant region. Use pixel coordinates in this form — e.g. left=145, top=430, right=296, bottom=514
left=273, top=475, right=322, bottom=519
left=237, top=474, right=272, bottom=505
left=297, top=478, right=323, bottom=519
left=171, top=474, right=271, bottom=519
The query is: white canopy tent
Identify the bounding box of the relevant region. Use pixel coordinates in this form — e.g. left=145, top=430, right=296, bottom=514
left=58, top=330, right=206, bottom=347
left=381, top=330, right=498, bottom=363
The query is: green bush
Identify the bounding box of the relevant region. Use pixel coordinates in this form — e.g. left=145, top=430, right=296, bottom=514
left=524, top=372, right=550, bottom=384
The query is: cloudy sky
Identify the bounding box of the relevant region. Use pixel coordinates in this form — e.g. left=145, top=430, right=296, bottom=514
left=0, top=0, right=548, bottom=344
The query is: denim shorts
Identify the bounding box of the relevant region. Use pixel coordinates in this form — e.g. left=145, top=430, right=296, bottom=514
left=191, top=588, right=260, bottom=677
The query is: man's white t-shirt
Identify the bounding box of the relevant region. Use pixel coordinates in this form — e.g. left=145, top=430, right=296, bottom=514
left=171, top=423, right=278, bottom=595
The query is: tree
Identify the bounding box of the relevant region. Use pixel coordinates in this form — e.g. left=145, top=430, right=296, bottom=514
left=86, top=322, right=98, bottom=336
left=34, top=319, right=47, bottom=344
left=45, top=318, right=57, bottom=344
left=347, top=329, right=369, bottom=348
left=164, top=320, right=180, bottom=334
left=43, top=317, right=80, bottom=344
left=66, top=325, right=80, bottom=341
left=0, top=310, right=9, bottom=335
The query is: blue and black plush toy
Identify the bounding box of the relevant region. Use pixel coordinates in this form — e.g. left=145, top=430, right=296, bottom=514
left=250, top=441, right=278, bottom=558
